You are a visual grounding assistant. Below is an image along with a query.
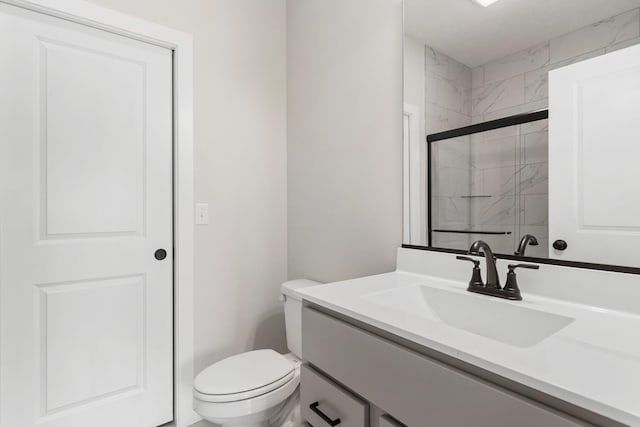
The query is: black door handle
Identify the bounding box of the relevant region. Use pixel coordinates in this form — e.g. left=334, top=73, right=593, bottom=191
left=552, top=240, right=568, bottom=251
left=155, top=249, right=167, bottom=260
left=309, top=401, right=341, bottom=426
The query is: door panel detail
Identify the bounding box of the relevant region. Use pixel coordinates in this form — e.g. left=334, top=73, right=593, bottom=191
left=38, top=276, right=145, bottom=414
left=38, top=39, right=146, bottom=238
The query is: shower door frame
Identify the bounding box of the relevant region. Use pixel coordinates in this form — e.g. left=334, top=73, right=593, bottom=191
left=426, top=109, right=549, bottom=248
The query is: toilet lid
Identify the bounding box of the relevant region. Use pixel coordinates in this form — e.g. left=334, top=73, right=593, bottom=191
left=194, top=349, right=295, bottom=401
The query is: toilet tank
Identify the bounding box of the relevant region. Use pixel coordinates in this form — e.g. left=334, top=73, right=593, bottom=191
left=281, top=279, right=321, bottom=358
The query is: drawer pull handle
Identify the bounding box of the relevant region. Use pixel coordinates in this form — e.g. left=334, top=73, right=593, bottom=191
left=309, top=401, right=341, bottom=426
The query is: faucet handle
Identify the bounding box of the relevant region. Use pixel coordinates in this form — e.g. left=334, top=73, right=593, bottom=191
left=456, top=255, right=480, bottom=267
left=456, top=256, right=484, bottom=289
left=508, top=263, right=540, bottom=271
left=503, top=263, right=539, bottom=300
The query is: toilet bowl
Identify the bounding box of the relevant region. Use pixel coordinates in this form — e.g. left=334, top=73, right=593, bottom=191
left=193, top=280, right=319, bottom=427
left=193, top=350, right=301, bottom=427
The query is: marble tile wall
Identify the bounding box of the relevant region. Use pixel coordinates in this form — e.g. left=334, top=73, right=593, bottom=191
left=468, top=128, right=519, bottom=254
left=425, top=45, right=473, bottom=133
left=425, top=45, right=473, bottom=249
left=471, top=8, right=640, bottom=122
left=460, top=122, right=551, bottom=255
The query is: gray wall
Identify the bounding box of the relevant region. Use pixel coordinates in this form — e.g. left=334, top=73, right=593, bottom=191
left=88, top=0, right=405, bottom=379
left=87, top=0, right=289, bottom=373
left=287, top=0, right=404, bottom=283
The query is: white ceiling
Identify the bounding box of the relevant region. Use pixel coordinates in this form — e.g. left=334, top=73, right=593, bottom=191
left=404, top=0, right=640, bottom=67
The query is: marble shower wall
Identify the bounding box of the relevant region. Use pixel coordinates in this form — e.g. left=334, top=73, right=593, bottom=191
left=466, top=120, right=549, bottom=255
left=424, top=46, right=473, bottom=250
left=425, top=46, right=472, bottom=133
left=468, top=8, right=640, bottom=257
left=471, top=8, right=640, bottom=122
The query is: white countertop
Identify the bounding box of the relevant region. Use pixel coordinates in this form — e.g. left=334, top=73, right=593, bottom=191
left=297, top=269, right=640, bottom=426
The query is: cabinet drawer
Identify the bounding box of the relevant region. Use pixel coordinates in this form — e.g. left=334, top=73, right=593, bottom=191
left=303, top=307, right=590, bottom=427
left=301, top=364, right=368, bottom=427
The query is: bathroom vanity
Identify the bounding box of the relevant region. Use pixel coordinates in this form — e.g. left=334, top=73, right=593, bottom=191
left=300, top=307, right=584, bottom=427
left=297, top=5, right=640, bottom=426
left=297, top=249, right=640, bottom=427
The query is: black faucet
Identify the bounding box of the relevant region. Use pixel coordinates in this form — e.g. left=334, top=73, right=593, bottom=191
left=456, top=240, right=539, bottom=301
left=515, top=234, right=539, bottom=256
left=468, top=240, right=500, bottom=289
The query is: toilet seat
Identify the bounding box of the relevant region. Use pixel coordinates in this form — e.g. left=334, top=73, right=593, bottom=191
left=193, top=370, right=300, bottom=423
left=194, top=370, right=295, bottom=402
left=194, top=349, right=296, bottom=403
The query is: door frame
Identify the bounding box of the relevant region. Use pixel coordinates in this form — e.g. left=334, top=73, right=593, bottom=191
left=0, top=1, right=197, bottom=425
left=403, top=103, right=426, bottom=246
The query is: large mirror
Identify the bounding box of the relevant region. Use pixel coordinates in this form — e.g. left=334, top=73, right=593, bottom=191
left=403, top=0, right=640, bottom=267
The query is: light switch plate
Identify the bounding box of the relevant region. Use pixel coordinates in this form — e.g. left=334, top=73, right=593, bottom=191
left=195, top=203, right=209, bottom=225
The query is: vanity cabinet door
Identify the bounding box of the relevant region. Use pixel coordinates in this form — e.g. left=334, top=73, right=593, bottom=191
left=379, top=414, right=405, bottom=427
left=303, top=307, right=592, bottom=427
left=301, top=364, right=368, bottom=427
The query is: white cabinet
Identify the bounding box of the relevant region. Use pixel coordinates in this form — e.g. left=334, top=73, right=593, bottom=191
left=549, top=44, right=640, bottom=266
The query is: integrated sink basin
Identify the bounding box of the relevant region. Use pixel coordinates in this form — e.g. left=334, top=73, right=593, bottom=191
left=362, top=284, right=574, bottom=347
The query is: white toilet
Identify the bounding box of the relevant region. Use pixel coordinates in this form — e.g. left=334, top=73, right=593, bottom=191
left=193, top=279, right=319, bottom=427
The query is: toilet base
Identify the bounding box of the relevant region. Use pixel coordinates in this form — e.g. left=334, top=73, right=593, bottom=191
left=195, top=386, right=301, bottom=427
left=269, top=389, right=301, bottom=427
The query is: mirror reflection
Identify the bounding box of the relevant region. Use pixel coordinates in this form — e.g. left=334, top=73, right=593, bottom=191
left=403, top=0, right=640, bottom=262
left=429, top=113, right=549, bottom=258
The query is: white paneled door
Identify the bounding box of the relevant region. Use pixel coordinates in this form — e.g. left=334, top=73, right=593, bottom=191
left=0, top=4, right=173, bottom=427
left=549, top=43, right=640, bottom=267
